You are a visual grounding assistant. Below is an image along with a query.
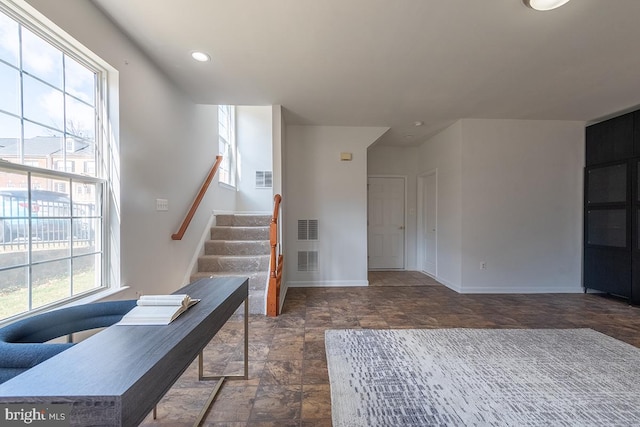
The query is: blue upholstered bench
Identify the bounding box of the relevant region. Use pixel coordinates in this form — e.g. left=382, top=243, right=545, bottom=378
left=0, top=299, right=136, bottom=384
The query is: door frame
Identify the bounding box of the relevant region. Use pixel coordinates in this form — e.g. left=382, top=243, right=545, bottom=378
left=367, top=175, right=407, bottom=270
left=417, top=169, right=437, bottom=277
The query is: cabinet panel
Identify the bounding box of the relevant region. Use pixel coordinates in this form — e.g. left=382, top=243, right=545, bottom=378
left=586, top=163, right=626, bottom=204
left=586, top=113, right=634, bottom=166
left=585, top=110, right=639, bottom=302
left=633, top=169, right=640, bottom=304
left=634, top=111, right=640, bottom=156
left=586, top=209, right=627, bottom=247
left=584, top=248, right=631, bottom=297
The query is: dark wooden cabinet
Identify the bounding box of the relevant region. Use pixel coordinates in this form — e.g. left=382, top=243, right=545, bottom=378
left=585, top=113, right=634, bottom=166
left=584, top=110, right=640, bottom=304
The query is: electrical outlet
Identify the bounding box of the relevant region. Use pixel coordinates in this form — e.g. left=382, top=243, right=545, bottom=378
left=156, top=198, right=168, bottom=211
left=480, top=262, right=487, bottom=270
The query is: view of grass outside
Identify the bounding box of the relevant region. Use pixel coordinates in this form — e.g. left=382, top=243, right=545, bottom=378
left=0, top=243, right=100, bottom=320
left=0, top=269, right=97, bottom=319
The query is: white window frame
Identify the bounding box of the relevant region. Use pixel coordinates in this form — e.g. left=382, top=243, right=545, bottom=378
left=218, top=105, right=236, bottom=187
left=0, top=0, right=116, bottom=323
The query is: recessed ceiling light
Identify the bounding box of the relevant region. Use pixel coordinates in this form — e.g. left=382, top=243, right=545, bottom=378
left=191, top=51, right=211, bottom=62
left=414, top=121, right=423, bottom=127
left=523, top=0, right=571, bottom=11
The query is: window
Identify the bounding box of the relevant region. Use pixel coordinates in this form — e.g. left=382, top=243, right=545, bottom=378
left=0, top=3, right=110, bottom=322
left=53, top=182, right=67, bottom=193
left=218, top=105, right=236, bottom=186
left=84, top=161, right=95, bottom=175
left=55, top=161, right=74, bottom=173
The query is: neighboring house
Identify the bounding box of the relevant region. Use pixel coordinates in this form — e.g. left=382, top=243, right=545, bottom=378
left=9, top=0, right=586, bottom=309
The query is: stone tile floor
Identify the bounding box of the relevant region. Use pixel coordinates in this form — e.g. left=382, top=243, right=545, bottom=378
left=140, top=272, right=640, bottom=426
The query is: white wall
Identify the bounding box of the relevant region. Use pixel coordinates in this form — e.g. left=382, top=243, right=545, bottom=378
left=26, top=0, right=236, bottom=298
left=369, top=119, right=584, bottom=294
left=272, top=106, right=287, bottom=310
left=367, top=145, right=419, bottom=269
left=459, top=119, right=584, bottom=293
left=272, top=105, right=284, bottom=197
left=416, top=122, right=464, bottom=289
left=236, top=106, right=273, bottom=212
left=285, top=125, right=388, bottom=287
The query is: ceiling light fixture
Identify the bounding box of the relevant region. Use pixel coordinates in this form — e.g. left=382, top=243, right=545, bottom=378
left=191, top=51, right=211, bottom=62
left=523, top=0, right=571, bottom=11
left=414, top=121, right=423, bottom=127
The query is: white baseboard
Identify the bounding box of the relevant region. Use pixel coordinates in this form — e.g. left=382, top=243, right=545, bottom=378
left=424, top=274, right=461, bottom=292
left=213, top=209, right=271, bottom=216
left=182, top=212, right=215, bottom=286
left=233, top=210, right=271, bottom=215
left=458, top=285, right=583, bottom=294
left=279, top=282, right=289, bottom=312
left=287, top=280, right=368, bottom=288
left=212, top=209, right=236, bottom=216
left=419, top=272, right=582, bottom=294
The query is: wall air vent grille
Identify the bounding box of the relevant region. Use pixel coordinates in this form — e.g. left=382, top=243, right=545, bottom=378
left=297, top=251, right=318, bottom=271
left=255, top=171, right=273, bottom=188
left=298, top=219, right=318, bottom=240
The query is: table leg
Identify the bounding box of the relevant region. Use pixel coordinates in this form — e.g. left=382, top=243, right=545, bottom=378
left=192, top=298, right=249, bottom=427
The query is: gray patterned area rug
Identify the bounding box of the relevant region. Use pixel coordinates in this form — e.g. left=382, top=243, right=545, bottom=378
left=325, top=328, right=640, bottom=426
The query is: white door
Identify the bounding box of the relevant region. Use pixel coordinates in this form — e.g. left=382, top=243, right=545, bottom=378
left=368, top=177, right=405, bottom=269
left=421, top=172, right=437, bottom=275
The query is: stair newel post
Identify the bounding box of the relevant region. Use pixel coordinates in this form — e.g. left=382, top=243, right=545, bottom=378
left=267, top=194, right=282, bottom=317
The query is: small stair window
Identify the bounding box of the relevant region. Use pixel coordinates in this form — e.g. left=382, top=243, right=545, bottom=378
left=218, top=105, right=236, bottom=187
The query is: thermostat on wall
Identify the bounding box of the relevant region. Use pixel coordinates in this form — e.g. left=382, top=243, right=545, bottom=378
left=340, top=152, right=352, bottom=161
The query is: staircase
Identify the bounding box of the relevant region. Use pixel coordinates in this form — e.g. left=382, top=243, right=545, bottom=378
left=190, top=214, right=271, bottom=314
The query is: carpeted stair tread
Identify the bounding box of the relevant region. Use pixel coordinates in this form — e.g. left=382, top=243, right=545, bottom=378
left=195, top=213, right=273, bottom=315
left=190, top=271, right=268, bottom=291
left=198, top=255, right=269, bottom=273
left=210, top=226, right=269, bottom=241
left=205, top=240, right=270, bottom=256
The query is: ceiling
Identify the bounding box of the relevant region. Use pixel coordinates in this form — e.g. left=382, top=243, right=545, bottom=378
left=91, top=0, right=640, bottom=147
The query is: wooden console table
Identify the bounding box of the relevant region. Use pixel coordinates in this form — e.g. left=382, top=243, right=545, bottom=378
left=0, top=276, right=249, bottom=426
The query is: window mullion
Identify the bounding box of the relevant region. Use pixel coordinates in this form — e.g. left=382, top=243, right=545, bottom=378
left=27, top=171, right=32, bottom=310
left=18, top=23, right=24, bottom=166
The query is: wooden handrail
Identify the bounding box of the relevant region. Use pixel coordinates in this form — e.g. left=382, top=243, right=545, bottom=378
left=171, top=155, right=223, bottom=240
left=267, top=194, right=283, bottom=316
